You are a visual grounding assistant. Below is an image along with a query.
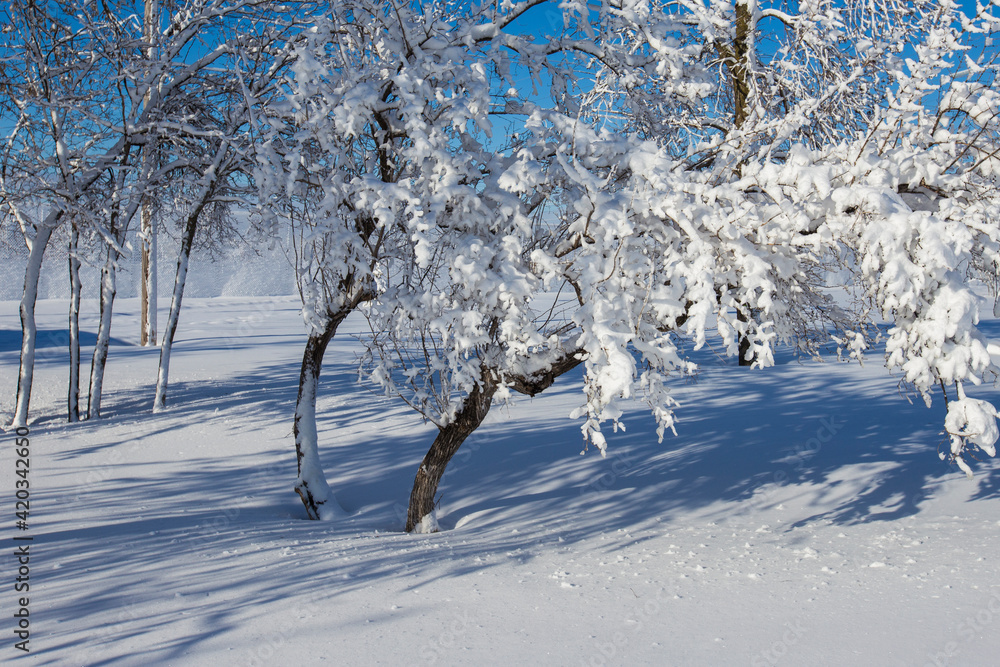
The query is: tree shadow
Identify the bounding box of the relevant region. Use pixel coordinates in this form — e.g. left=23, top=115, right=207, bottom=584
left=37, top=349, right=998, bottom=662
left=424, top=355, right=998, bottom=544
left=0, top=327, right=130, bottom=353
left=22, top=318, right=1000, bottom=663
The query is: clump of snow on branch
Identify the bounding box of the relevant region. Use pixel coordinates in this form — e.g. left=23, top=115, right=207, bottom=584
left=945, top=385, right=1000, bottom=478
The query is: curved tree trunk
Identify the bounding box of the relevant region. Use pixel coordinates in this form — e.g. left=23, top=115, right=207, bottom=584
left=406, top=379, right=497, bottom=533
left=68, top=220, right=82, bottom=422
left=154, top=203, right=201, bottom=412
left=293, top=309, right=355, bottom=520
left=153, top=140, right=230, bottom=411
left=87, top=250, right=117, bottom=419
left=12, top=221, right=56, bottom=428
left=404, top=349, right=583, bottom=533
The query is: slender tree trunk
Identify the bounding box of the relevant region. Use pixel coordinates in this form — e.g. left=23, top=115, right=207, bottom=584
left=140, top=200, right=157, bottom=346
left=406, top=379, right=497, bottom=533
left=733, top=0, right=751, bottom=130
left=154, top=204, right=200, bottom=412
left=68, top=220, right=82, bottom=422
left=733, top=0, right=756, bottom=367
left=153, top=138, right=229, bottom=411
left=140, top=0, right=159, bottom=347
left=12, top=221, right=56, bottom=428
left=87, top=250, right=117, bottom=419
left=294, top=311, right=351, bottom=520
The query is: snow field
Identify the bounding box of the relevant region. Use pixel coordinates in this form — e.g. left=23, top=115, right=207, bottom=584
left=2, top=297, right=1000, bottom=666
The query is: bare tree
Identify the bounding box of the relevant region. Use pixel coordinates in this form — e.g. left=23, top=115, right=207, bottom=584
left=153, top=12, right=305, bottom=412
left=0, top=0, right=125, bottom=426
left=1, top=0, right=308, bottom=424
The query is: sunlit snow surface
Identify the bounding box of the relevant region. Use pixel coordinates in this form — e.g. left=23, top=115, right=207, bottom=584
left=2, top=297, right=1000, bottom=665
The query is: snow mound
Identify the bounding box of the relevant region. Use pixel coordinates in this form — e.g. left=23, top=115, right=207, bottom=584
left=413, top=511, right=440, bottom=534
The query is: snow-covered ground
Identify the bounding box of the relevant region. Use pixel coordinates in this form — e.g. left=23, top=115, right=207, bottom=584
left=3, top=296, right=1000, bottom=666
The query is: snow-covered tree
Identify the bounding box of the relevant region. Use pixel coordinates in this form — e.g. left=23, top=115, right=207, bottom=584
left=355, top=0, right=862, bottom=530
left=596, top=0, right=1000, bottom=474
left=361, top=0, right=1000, bottom=531
left=820, top=0, right=1000, bottom=475
left=255, top=0, right=615, bottom=519
left=255, top=3, right=397, bottom=518
left=271, top=0, right=850, bottom=528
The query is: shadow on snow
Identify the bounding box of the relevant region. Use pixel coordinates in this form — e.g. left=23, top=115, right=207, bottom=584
left=21, top=327, right=1000, bottom=663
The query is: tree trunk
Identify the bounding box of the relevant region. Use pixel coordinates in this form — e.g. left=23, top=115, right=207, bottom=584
left=140, top=199, right=157, bottom=346
left=154, top=204, right=200, bottom=412
left=403, top=349, right=582, bottom=533
left=12, top=221, right=56, bottom=428
left=87, top=250, right=117, bottom=419
left=154, top=138, right=230, bottom=411
left=406, top=379, right=497, bottom=533
left=68, top=220, right=82, bottom=422
left=293, top=312, right=351, bottom=520
left=732, top=1, right=757, bottom=367
left=738, top=308, right=754, bottom=367
left=139, top=0, right=159, bottom=347
left=733, top=0, right=752, bottom=130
